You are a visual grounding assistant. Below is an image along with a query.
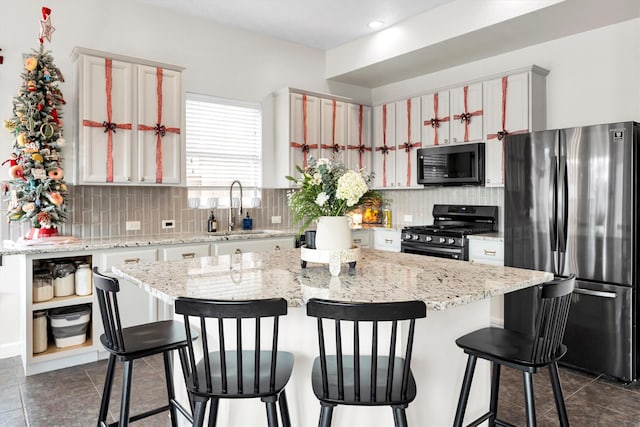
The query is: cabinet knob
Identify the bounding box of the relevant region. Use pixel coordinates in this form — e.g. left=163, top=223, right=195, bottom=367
left=234, top=248, right=242, bottom=254
left=182, top=253, right=196, bottom=259
left=127, top=177, right=131, bottom=182
left=124, top=258, right=140, bottom=264
left=140, top=177, right=145, bottom=182
left=274, top=245, right=281, bottom=250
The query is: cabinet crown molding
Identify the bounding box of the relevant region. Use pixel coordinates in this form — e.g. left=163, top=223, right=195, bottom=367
left=71, top=47, right=185, bottom=72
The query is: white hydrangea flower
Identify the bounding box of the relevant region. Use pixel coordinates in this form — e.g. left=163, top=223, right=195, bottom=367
left=315, top=192, right=329, bottom=207
left=312, top=172, right=322, bottom=185
left=336, top=170, right=368, bottom=207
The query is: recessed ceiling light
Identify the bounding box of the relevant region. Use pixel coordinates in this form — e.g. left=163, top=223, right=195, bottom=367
left=368, top=20, right=384, bottom=29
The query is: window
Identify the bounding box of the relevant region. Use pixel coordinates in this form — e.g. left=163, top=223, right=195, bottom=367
left=185, top=93, right=262, bottom=208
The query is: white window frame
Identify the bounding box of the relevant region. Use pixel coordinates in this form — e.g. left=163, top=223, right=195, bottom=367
left=185, top=93, right=262, bottom=209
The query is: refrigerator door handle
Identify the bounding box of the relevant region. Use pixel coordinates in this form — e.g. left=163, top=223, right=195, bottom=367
left=549, top=155, right=558, bottom=253
left=558, top=155, right=569, bottom=253
left=573, top=288, right=617, bottom=299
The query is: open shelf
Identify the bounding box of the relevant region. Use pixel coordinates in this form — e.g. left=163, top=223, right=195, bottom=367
left=32, top=336, right=94, bottom=359
left=32, top=294, right=93, bottom=310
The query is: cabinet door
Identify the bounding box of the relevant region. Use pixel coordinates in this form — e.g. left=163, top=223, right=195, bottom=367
left=346, top=104, right=372, bottom=171
left=214, top=237, right=294, bottom=255
left=320, top=99, right=348, bottom=162
left=352, top=229, right=372, bottom=248
left=395, top=97, right=422, bottom=188
left=137, top=66, right=182, bottom=185
left=373, top=229, right=401, bottom=252
left=101, top=249, right=158, bottom=327
left=372, top=103, right=396, bottom=189
left=80, top=56, right=134, bottom=183
left=450, top=82, right=483, bottom=143
left=421, top=91, right=450, bottom=146
left=483, top=73, right=530, bottom=186
left=290, top=93, right=320, bottom=171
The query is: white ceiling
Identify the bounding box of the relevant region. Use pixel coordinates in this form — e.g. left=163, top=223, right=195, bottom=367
left=135, top=0, right=454, bottom=50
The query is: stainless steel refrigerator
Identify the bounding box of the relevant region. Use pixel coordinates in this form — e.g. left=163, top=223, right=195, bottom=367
left=504, top=121, right=638, bottom=382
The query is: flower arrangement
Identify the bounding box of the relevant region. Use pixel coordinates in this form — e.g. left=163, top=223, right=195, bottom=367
left=286, top=156, right=380, bottom=233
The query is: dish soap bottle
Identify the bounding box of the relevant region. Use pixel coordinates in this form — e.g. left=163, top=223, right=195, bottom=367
left=207, top=211, right=217, bottom=233
left=242, top=211, right=253, bottom=230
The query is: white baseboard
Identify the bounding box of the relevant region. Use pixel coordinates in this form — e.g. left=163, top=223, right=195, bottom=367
left=0, top=342, right=21, bottom=359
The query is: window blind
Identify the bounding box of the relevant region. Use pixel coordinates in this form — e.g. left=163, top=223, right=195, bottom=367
left=186, top=93, right=262, bottom=189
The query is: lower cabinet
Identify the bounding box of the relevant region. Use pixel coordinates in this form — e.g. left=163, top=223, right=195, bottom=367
left=352, top=229, right=372, bottom=248
left=213, top=237, right=294, bottom=255
left=161, top=243, right=210, bottom=260
left=468, top=236, right=505, bottom=326
left=100, top=248, right=158, bottom=328
left=373, top=229, right=401, bottom=252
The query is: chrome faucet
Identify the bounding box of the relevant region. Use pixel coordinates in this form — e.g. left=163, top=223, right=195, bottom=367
left=228, top=180, right=243, bottom=231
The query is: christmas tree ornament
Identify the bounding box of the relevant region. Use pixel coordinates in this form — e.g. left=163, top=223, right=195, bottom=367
left=32, top=169, right=47, bottom=180
left=38, top=7, right=55, bottom=44
left=47, top=168, right=63, bottom=180
left=31, top=153, right=44, bottom=163
left=25, top=56, right=38, bottom=71
left=39, top=123, right=54, bottom=138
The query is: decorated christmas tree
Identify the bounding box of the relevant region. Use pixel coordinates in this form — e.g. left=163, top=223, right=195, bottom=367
left=3, top=7, right=68, bottom=238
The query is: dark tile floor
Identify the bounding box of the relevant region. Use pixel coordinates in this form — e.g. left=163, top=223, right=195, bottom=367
left=1, top=354, right=640, bottom=426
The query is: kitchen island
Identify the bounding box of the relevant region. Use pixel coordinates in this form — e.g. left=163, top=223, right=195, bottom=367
left=112, top=248, right=552, bottom=426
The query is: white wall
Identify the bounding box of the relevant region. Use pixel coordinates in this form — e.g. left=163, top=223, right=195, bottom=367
left=372, top=18, right=640, bottom=129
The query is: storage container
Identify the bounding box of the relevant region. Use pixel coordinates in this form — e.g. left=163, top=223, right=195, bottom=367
left=75, top=263, right=92, bottom=296
left=48, top=305, right=91, bottom=348
left=33, top=269, right=54, bottom=302
left=33, top=310, right=48, bottom=353
left=52, top=262, right=76, bottom=297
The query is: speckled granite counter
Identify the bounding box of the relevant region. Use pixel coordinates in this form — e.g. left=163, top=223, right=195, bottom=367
left=0, top=229, right=296, bottom=256
left=111, top=247, right=551, bottom=311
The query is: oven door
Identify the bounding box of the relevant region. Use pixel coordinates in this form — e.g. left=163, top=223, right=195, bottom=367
left=401, top=241, right=466, bottom=260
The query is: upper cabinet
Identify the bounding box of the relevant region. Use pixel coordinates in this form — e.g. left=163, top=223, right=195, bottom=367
left=394, top=97, right=422, bottom=189
left=483, top=67, right=549, bottom=186
left=372, top=102, right=396, bottom=189
left=450, top=82, right=483, bottom=144
left=270, top=89, right=371, bottom=188
left=421, top=91, right=450, bottom=146
left=74, top=48, right=185, bottom=186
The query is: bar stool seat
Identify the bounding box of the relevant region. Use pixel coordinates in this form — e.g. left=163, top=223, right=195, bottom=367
left=453, top=275, right=575, bottom=427
left=93, top=267, right=195, bottom=427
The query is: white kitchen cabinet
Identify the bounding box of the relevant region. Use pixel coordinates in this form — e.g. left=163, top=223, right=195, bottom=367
left=100, top=248, right=158, bottom=327
left=320, top=98, right=348, bottom=162
left=161, top=243, right=210, bottom=260
left=136, top=65, right=182, bottom=184
left=394, top=97, right=422, bottom=188
left=372, top=102, right=397, bottom=189
left=74, top=48, right=184, bottom=186
left=483, top=67, right=548, bottom=186
left=373, top=229, right=401, bottom=252
left=213, top=236, right=294, bottom=256
left=20, top=252, right=98, bottom=376
left=468, top=236, right=504, bottom=326
left=352, top=229, right=372, bottom=248
left=449, top=82, right=483, bottom=144
left=421, top=91, right=451, bottom=146
left=346, top=104, right=373, bottom=171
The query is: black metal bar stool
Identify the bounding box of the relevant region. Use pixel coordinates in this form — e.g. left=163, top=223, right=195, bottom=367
left=93, top=267, right=195, bottom=427
left=306, top=298, right=427, bottom=427
left=453, top=274, right=575, bottom=427
left=174, top=297, right=294, bottom=427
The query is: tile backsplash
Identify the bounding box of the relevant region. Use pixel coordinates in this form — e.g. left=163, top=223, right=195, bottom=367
left=1, top=185, right=504, bottom=241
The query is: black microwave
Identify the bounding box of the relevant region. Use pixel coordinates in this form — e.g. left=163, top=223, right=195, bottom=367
left=417, top=142, right=485, bottom=186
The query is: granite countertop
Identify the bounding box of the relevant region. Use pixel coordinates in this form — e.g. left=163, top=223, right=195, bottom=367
left=111, top=247, right=552, bottom=311
left=0, top=229, right=297, bottom=256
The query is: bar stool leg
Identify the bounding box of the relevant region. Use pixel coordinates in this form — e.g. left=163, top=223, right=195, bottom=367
left=119, top=360, right=134, bottom=427
left=522, top=371, right=537, bottom=427
left=453, top=354, right=478, bottom=427
left=191, top=397, right=208, bottom=427
left=162, top=351, right=178, bottom=427
left=264, top=399, right=278, bottom=427
left=392, top=406, right=408, bottom=427
left=208, top=398, right=219, bottom=426
left=278, top=390, right=291, bottom=427
left=549, top=362, right=569, bottom=427
left=319, top=404, right=334, bottom=427
left=488, top=362, right=501, bottom=424
left=97, top=355, right=116, bottom=426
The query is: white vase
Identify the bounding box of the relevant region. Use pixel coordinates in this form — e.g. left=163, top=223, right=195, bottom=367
left=315, top=216, right=352, bottom=251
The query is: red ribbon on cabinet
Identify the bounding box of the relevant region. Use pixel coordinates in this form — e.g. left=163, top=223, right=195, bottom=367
left=138, top=68, right=181, bottom=184
left=398, top=99, right=421, bottom=187
left=375, top=104, right=395, bottom=187
left=347, top=105, right=371, bottom=169
left=290, top=94, right=318, bottom=169
left=486, top=76, right=529, bottom=180
left=453, top=86, right=483, bottom=142
left=82, top=58, right=132, bottom=183
left=321, top=100, right=343, bottom=154
left=423, top=92, right=450, bottom=145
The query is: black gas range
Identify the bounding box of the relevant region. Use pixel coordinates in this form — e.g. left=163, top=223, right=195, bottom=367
left=401, top=205, right=498, bottom=260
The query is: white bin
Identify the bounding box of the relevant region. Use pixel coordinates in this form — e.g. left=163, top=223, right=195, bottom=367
left=48, top=305, right=91, bottom=348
